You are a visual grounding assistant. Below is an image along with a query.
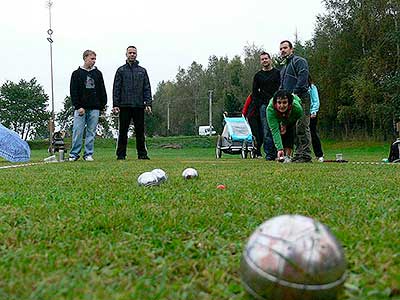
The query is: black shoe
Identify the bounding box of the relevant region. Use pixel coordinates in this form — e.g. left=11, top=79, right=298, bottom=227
left=291, top=157, right=312, bottom=163
left=117, top=156, right=126, bottom=160
left=138, top=155, right=150, bottom=160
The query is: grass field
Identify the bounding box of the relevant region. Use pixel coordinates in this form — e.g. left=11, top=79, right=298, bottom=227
left=0, top=137, right=399, bottom=300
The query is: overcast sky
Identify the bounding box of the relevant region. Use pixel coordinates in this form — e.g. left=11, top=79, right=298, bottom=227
left=0, top=0, right=325, bottom=113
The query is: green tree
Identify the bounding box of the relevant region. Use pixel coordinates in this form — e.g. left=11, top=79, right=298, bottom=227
left=56, top=96, right=74, bottom=134
left=0, top=78, right=50, bottom=140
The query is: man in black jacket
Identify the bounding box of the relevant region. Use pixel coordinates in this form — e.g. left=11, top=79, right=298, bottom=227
left=112, top=46, right=152, bottom=160
left=69, top=49, right=107, bottom=161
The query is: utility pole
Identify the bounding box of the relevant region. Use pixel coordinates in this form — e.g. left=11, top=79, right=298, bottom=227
left=208, top=90, right=213, bottom=136
left=167, top=101, right=170, bottom=135
left=46, top=0, right=55, bottom=152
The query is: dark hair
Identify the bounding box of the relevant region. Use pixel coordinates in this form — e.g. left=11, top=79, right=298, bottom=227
left=279, top=40, right=293, bottom=49
left=260, top=51, right=271, bottom=59
left=127, top=46, right=137, bottom=51
left=273, top=90, right=294, bottom=105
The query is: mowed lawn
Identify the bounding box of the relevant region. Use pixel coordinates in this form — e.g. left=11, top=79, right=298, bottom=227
left=0, top=137, right=399, bottom=300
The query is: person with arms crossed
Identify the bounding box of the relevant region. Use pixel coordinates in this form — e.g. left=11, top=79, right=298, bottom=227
left=279, top=40, right=312, bottom=163
left=252, top=52, right=280, bottom=160
left=69, top=49, right=107, bottom=161
left=113, top=46, right=152, bottom=160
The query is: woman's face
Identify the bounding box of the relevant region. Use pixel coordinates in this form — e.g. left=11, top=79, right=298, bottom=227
left=276, top=97, right=289, bottom=113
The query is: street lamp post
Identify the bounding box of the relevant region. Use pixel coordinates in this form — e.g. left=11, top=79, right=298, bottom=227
left=208, top=90, right=213, bottom=137
left=47, top=0, right=55, bottom=153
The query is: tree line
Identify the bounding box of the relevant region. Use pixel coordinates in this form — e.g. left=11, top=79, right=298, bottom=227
left=1, top=0, right=398, bottom=140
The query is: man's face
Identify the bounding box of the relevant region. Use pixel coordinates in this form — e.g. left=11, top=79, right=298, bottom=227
left=276, top=97, right=289, bottom=113
left=280, top=42, right=293, bottom=58
left=260, top=54, right=271, bottom=69
left=126, top=47, right=137, bottom=63
left=84, top=54, right=96, bottom=68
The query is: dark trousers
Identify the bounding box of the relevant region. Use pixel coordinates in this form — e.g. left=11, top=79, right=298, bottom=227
left=310, top=116, right=324, bottom=158
left=260, top=104, right=276, bottom=160
left=116, top=107, right=147, bottom=158
left=248, top=114, right=263, bottom=156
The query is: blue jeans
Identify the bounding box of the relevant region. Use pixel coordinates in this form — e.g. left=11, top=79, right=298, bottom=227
left=260, top=104, right=276, bottom=159
left=70, top=109, right=99, bottom=159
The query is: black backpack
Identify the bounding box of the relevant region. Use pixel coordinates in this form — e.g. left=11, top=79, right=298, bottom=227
left=388, top=139, right=400, bottom=163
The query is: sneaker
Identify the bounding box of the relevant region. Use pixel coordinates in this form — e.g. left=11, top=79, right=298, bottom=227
left=317, top=157, right=324, bottom=162
left=138, top=155, right=150, bottom=160
left=84, top=155, right=94, bottom=161
left=69, top=156, right=79, bottom=161
left=117, top=156, right=126, bottom=160
left=283, top=156, right=292, bottom=163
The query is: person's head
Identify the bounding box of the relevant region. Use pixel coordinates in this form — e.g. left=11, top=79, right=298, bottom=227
left=82, top=50, right=96, bottom=69
left=126, top=46, right=137, bottom=63
left=279, top=40, right=294, bottom=58
left=260, top=51, right=272, bottom=70
left=273, top=90, right=293, bottom=113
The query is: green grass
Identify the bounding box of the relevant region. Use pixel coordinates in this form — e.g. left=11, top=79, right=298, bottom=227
left=0, top=137, right=399, bottom=300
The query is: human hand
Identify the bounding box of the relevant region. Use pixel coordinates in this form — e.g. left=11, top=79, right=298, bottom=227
left=277, top=150, right=285, bottom=159
left=145, top=106, right=152, bottom=114
left=78, top=108, right=85, bottom=116
left=280, top=124, right=287, bottom=135
left=112, top=107, right=120, bottom=114
left=310, top=113, right=317, bottom=118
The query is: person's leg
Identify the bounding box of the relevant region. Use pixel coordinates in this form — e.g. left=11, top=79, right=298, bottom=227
left=132, top=107, right=148, bottom=158
left=116, top=107, right=132, bottom=159
left=83, top=109, right=100, bottom=158
left=260, top=104, right=276, bottom=160
left=310, top=116, right=324, bottom=158
left=248, top=116, right=262, bottom=156
left=293, top=93, right=312, bottom=162
left=69, top=110, right=86, bottom=159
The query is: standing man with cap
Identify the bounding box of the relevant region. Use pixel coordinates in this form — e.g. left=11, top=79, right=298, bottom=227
left=69, top=49, right=107, bottom=161
left=113, top=46, right=152, bottom=160
left=279, top=40, right=312, bottom=163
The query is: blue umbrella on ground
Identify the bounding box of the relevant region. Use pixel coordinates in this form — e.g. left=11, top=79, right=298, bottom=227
left=0, top=124, right=31, bottom=163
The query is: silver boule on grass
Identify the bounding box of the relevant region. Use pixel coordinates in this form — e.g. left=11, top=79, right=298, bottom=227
left=240, top=214, right=346, bottom=300
left=182, top=168, right=198, bottom=179
left=151, top=168, right=168, bottom=183
left=137, top=172, right=159, bottom=187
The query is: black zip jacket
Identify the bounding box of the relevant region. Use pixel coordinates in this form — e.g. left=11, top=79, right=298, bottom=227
left=70, top=67, right=107, bottom=110
left=112, top=60, right=152, bottom=108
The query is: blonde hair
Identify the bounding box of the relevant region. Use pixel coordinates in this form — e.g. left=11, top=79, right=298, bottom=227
left=82, top=50, right=96, bottom=59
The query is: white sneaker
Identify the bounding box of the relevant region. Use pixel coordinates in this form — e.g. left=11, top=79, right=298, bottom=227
left=317, top=157, right=324, bottom=162
left=283, top=156, right=292, bottom=163
left=69, top=156, right=79, bottom=161
left=84, top=155, right=94, bottom=161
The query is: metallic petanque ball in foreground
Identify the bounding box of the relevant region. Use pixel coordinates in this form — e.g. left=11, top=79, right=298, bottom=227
left=151, top=168, right=168, bottom=183
left=240, top=214, right=347, bottom=300
left=137, top=172, right=159, bottom=186
left=182, top=168, right=198, bottom=179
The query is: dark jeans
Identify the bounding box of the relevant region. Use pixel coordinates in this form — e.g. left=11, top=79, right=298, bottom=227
left=260, top=104, right=276, bottom=160
left=248, top=114, right=263, bottom=156
left=116, top=107, right=147, bottom=158
left=310, top=116, right=324, bottom=158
